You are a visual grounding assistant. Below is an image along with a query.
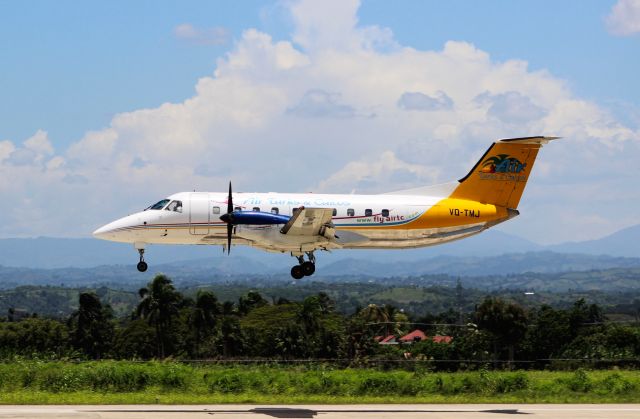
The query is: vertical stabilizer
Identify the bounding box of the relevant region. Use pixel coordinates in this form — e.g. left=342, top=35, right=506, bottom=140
left=450, top=136, right=558, bottom=208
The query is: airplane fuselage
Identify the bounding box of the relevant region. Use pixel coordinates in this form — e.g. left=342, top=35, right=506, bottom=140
left=93, top=136, right=556, bottom=278
left=94, top=191, right=514, bottom=252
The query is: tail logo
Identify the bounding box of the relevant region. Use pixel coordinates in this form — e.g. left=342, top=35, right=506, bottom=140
left=480, top=154, right=526, bottom=174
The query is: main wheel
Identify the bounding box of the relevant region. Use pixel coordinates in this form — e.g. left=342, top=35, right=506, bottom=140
left=290, top=265, right=304, bottom=280
left=137, top=261, right=148, bottom=272
left=301, top=261, right=315, bottom=276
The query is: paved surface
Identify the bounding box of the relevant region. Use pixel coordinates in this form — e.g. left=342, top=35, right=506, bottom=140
left=1, top=405, right=639, bottom=419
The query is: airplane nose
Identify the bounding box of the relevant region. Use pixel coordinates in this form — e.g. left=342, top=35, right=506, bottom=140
left=93, top=224, right=111, bottom=240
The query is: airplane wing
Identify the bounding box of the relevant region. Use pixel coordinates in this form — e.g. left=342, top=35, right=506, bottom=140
left=280, top=207, right=335, bottom=238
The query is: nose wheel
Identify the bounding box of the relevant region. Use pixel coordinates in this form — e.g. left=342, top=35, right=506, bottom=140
left=136, top=249, right=148, bottom=272
left=290, top=252, right=316, bottom=279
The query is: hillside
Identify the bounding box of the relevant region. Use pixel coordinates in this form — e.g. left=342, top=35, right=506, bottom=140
left=1, top=224, right=638, bottom=272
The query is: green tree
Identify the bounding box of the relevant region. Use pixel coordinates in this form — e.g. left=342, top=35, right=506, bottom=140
left=359, top=304, right=391, bottom=336
left=112, top=318, right=156, bottom=359
left=0, top=317, right=68, bottom=357
left=219, top=301, right=243, bottom=357
left=68, top=292, right=114, bottom=359
left=238, top=291, right=268, bottom=315
left=190, top=290, right=220, bottom=358
left=136, top=274, right=182, bottom=358
left=569, top=298, right=604, bottom=337
left=476, top=297, right=528, bottom=364
left=522, top=305, right=571, bottom=359
left=298, top=295, right=323, bottom=333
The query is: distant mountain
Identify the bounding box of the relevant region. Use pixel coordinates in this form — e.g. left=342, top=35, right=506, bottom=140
left=2, top=250, right=640, bottom=291
left=0, top=229, right=540, bottom=270
left=0, top=237, right=283, bottom=269
left=548, top=224, right=640, bottom=258
left=0, top=223, right=638, bottom=272
left=320, top=252, right=640, bottom=277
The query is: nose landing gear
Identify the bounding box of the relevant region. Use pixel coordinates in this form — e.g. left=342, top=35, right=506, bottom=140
left=136, top=248, right=148, bottom=272
left=290, top=252, right=316, bottom=280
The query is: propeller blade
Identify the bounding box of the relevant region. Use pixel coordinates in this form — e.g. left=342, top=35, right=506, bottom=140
left=225, top=181, right=233, bottom=255
left=226, top=223, right=233, bottom=255
left=227, top=181, right=233, bottom=215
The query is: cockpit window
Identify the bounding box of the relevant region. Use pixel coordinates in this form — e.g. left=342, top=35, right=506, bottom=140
left=147, top=199, right=170, bottom=210
left=165, top=200, right=183, bottom=213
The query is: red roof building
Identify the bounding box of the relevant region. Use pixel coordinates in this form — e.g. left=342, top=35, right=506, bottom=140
left=399, top=329, right=427, bottom=343
left=432, top=335, right=453, bottom=344
left=378, top=335, right=398, bottom=344
left=375, top=330, right=453, bottom=345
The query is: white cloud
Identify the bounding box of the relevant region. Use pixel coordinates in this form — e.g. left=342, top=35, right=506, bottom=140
left=316, top=151, right=440, bottom=194
left=288, top=89, right=360, bottom=118
left=174, top=23, right=229, bottom=45
left=6, top=130, right=54, bottom=166
left=289, top=0, right=397, bottom=52
left=606, top=0, right=640, bottom=36
left=0, top=141, right=16, bottom=162
left=475, top=91, right=547, bottom=123
left=397, top=91, right=453, bottom=111
left=1, top=0, right=639, bottom=243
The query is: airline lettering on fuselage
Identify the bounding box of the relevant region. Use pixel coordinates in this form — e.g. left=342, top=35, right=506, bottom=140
left=449, top=208, right=481, bottom=218
left=373, top=214, right=405, bottom=224
left=241, top=197, right=352, bottom=207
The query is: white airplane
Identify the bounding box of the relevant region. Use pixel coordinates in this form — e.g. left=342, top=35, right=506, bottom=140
left=93, top=136, right=557, bottom=279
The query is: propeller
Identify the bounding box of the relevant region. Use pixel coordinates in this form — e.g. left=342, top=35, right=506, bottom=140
left=220, top=181, right=234, bottom=254
left=219, top=181, right=291, bottom=254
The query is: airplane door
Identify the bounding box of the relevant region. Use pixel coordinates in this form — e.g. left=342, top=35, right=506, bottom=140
left=189, top=193, right=210, bottom=235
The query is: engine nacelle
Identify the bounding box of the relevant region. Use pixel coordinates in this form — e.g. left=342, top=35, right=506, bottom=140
left=223, top=211, right=291, bottom=225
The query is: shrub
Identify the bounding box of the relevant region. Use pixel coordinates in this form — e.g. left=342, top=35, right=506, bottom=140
left=600, top=373, right=636, bottom=394
left=564, top=368, right=592, bottom=392
left=205, top=372, right=245, bottom=393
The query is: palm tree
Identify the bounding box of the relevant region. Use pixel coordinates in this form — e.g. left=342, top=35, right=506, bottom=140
left=359, top=304, right=391, bottom=336
left=136, top=274, right=182, bottom=358
left=297, top=295, right=322, bottom=333
left=190, top=290, right=220, bottom=357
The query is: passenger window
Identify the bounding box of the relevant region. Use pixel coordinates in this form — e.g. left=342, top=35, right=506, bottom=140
left=381, top=209, right=389, bottom=217
left=347, top=208, right=355, bottom=217
left=212, top=206, right=220, bottom=214
left=365, top=209, right=373, bottom=217
left=252, top=207, right=260, bottom=212
left=165, top=200, right=183, bottom=213
left=332, top=208, right=337, bottom=216
left=234, top=206, right=242, bottom=211
left=271, top=207, right=279, bottom=214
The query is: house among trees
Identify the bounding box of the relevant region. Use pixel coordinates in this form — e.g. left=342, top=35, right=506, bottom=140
left=375, top=329, right=453, bottom=345
left=375, top=335, right=398, bottom=345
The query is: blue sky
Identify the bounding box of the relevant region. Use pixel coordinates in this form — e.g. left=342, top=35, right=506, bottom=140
left=0, top=0, right=639, bottom=243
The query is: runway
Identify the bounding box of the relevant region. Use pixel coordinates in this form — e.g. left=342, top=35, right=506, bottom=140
left=0, top=405, right=639, bottom=419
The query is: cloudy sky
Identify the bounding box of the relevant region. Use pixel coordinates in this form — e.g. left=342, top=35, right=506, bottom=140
left=1, top=0, right=639, bottom=244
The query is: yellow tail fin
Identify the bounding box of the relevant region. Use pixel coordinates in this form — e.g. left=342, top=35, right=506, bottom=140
left=450, top=136, right=558, bottom=209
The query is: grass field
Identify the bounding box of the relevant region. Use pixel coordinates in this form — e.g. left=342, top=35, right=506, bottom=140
left=0, top=361, right=639, bottom=404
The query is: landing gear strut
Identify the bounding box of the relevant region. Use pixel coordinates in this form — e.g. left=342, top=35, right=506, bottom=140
left=136, top=249, right=148, bottom=272
left=290, top=251, right=316, bottom=279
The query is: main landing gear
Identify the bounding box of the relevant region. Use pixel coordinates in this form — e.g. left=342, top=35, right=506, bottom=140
left=291, top=252, right=316, bottom=280
left=136, top=248, right=148, bottom=272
